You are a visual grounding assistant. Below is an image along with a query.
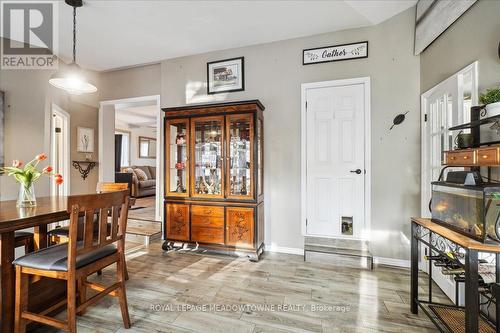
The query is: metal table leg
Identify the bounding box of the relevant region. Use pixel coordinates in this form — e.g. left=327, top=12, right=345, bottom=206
left=411, top=221, right=419, bottom=314
left=465, top=249, right=479, bottom=333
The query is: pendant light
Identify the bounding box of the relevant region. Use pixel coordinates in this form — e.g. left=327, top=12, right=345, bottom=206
left=49, top=0, right=97, bottom=95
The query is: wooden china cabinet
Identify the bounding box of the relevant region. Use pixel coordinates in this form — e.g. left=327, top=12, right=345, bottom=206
left=162, top=100, right=265, bottom=261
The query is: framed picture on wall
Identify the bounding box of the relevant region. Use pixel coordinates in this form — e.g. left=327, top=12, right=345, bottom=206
left=77, top=127, right=94, bottom=153
left=207, top=57, right=244, bottom=94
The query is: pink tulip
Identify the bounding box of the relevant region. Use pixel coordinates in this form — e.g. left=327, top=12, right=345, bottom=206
left=12, top=160, right=23, bottom=168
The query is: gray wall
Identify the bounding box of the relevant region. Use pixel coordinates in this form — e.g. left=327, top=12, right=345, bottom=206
left=0, top=43, right=100, bottom=200
left=420, top=0, right=500, bottom=93
left=161, top=8, right=420, bottom=259
left=99, top=64, right=161, bottom=101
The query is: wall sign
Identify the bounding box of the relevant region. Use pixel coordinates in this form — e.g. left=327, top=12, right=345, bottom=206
left=303, top=41, right=368, bottom=65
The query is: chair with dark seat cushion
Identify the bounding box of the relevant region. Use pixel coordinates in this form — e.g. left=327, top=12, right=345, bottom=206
left=14, top=231, right=34, bottom=253
left=13, top=241, right=117, bottom=272
left=48, top=182, right=130, bottom=280
left=13, top=191, right=131, bottom=333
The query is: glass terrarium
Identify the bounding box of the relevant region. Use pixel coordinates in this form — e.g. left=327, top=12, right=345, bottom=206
left=431, top=181, right=500, bottom=243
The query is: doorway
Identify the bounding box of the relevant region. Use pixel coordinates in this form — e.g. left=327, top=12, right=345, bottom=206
left=99, top=95, right=163, bottom=223
left=301, top=77, right=371, bottom=239
left=50, top=104, right=70, bottom=197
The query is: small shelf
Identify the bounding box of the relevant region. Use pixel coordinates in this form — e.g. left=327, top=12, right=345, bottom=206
left=416, top=301, right=495, bottom=333
left=449, top=114, right=500, bottom=131
left=72, top=160, right=97, bottom=180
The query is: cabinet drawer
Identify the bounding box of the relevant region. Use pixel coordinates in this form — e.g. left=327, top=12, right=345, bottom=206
left=191, top=205, right=224, bottom=218
left=445, top=150, right=476, bottom=166
left=477, top=148, right=499, bottom=165
left=191, top=226, right=224, bottom=244
left=192, top=215, right=224, bottom=228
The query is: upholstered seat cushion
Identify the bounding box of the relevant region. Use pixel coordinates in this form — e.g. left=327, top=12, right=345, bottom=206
left=14, top=231, right=34, bottom=240
left=138, top=179, right=156, bottom=188
left=13, top=241, right=117, bottom=272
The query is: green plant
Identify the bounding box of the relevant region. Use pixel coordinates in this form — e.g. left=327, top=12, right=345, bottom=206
left=479, top=87, right=500, bottom=105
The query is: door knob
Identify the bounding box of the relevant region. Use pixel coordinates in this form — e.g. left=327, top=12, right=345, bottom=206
left=350, top=169, right=362, bottom=175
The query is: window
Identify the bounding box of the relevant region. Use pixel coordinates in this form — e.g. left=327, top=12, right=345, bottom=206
left=115, top=130, right=130, bottom=167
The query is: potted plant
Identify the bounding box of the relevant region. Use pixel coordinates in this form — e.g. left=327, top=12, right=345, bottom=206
left=0, top=153, right=63, bottom=207
left=480, top=87, right=500, bottom=116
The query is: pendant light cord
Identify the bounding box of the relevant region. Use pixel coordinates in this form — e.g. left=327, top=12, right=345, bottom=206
left=72, top=6, right=76, bottom=63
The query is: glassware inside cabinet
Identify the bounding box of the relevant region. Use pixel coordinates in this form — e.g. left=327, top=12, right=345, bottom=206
left=193, top=118, right=223, bottom=196
left=168, top=121, right=188, bottom=195
left=228, top=116, right=252, bottom=197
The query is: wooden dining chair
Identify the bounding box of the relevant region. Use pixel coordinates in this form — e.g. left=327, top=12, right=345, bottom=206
left=14, top=231, right=34, bottom=254
left=96, top=182, right=129, bottom=194
left=13, top=191, right=131, bottom=333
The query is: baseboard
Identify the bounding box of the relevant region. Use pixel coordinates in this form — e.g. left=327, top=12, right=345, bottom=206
left=374, top=256, right=410, bottom=268
left=265, top=244, right=304, bottom=255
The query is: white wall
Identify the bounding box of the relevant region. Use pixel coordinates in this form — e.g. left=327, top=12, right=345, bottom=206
left=161, top=8, right=420, bottom=260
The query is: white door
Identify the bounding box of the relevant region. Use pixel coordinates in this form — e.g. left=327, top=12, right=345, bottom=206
left=50, top=104, right=70, bottom=197
left=305, top=82, right=367, bottom=238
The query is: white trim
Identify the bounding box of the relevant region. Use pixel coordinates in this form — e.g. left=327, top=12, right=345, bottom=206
left=420, top=61, right=478, bottom=217
left=265, top=244, right=304, bottom=256
left=50, top=104, right=70, bottom=197
left=99, top=95, right=163, bottom=222
left=300, top=77, right=371, bottom=240
left=374, top=257, right=410, bottom=268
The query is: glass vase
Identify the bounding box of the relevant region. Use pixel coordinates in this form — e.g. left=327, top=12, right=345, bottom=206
left=17, top=182, right=36, bottom=207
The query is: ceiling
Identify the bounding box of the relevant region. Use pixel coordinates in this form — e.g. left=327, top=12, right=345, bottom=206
left=6, top=0, right=417, bottom=71
left=115, top=105, right=157, bottom=129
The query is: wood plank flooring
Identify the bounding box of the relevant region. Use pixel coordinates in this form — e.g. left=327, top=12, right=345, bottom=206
left=31, top=241, right=446, bottom=333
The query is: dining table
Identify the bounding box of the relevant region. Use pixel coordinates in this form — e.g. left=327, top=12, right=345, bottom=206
left=0, top=196, right=70, bottom=333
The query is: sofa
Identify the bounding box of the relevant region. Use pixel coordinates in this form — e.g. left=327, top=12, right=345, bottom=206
left=121, top=165, right=156, bottom=197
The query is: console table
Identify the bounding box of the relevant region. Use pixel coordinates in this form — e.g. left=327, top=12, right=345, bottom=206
left=411, top=217, right=500, bottom=333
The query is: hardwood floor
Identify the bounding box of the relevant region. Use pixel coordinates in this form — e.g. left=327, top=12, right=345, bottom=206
left=129, top=197, right=158, bottom=222
left=31, top=241, right=446, bottom=333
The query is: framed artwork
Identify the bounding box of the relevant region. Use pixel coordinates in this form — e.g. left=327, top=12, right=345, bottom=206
left=414, top=0, right=477, bottom=55
left=303, top=41, right=368, bottom=65
left=77, top=127, right=94, bottom=153
left=207, top=57, right=244, bottom=94
left=0, top=91, right=4, bottom=168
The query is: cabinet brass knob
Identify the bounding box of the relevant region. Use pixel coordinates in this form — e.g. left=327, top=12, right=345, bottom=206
left=463, top=156, right=468, bottom=160
left=483, top=155, right=488, bottom=159
left=450, top=156, right=456, bottom=160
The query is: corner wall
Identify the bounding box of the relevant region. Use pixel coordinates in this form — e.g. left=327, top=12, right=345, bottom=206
left=420, top=0, right=500, bottom=93
left=161, top=8, right=420, bottom=259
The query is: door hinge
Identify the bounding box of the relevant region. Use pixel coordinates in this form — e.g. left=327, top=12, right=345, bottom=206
left=306, top=219, right=308, bottom=226
left=305, top=101, right=308, bottom=110
left=424, top=114, right=428, bottom=122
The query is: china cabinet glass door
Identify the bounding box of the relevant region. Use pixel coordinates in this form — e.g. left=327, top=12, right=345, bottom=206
left=191, top=116, right=225, bottom=198
left=226, top=114, right=253, bottom=199
left=166, top=119, right=189, bottom=197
